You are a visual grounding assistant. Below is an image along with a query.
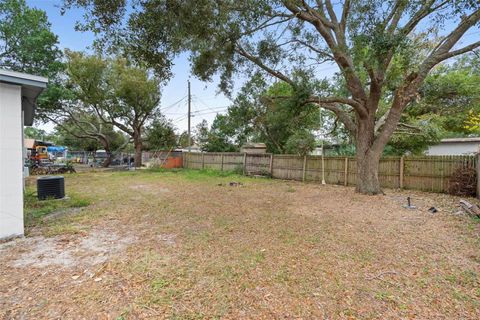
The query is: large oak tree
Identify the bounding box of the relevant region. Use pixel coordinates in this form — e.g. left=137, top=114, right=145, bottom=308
left=65, top=0, right=480, bottom=194
left=45, top=51, right=162, bottom=167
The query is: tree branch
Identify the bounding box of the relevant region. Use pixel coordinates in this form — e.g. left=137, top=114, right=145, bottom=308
left=400, top=0, right=449, bottom=36
left=438, top=41, right=480, bottom=61
left=301, top=98, right=357, bottom=135
left=373, top=8, right=480, bottom=155
left=283, top=1, right=368, bottom=105
left=235, top=45, right=295, bottom=86
left=320, top=103, right=357, bottom=136
left=419, top=8, right=480, bottom=79
left=291, top=39, right=335, bottom=60
left=339, top=0, right=350, bottom=36
left=304, top=95, right=365, bottom=115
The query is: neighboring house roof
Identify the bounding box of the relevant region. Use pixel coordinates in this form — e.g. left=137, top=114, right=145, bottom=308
left=242, top=142, right=267, bottom=149
left=179, top=144, right=202, bottom=152
left=426, top=137, right=480, bottom=155
left=0, top=69, right=48, bottom=126
left=439, top=137, right=480, bottom=143
left=24, top=138, right=35, bottom=149
left=24, top=139, right=55, bottom=148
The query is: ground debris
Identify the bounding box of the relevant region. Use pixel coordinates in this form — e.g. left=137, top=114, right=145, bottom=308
left=217, top=181, right=244, bottom=187
left=366, top=270, right=398, bottom=281
left=428, top=206, right=438, bottom=213
left=2, top=171, right=480, bottom=319
left=459, top=199, right=480, bottom=217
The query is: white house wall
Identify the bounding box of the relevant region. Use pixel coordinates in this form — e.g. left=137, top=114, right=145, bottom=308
left=0, top=83, right=24, bottom=239
left=426, top=142, right=479, bottom=156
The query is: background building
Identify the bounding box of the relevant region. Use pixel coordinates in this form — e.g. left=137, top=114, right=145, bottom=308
left=426, top=137, right=480, bottom=156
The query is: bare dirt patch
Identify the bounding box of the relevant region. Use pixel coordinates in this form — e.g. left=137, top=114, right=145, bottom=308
left=129, top=183, right=169, bottom=193
left=3, top=227, right=137, bottom=269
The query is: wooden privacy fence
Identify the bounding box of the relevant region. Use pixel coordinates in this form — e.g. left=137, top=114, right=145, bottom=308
left=183, top=152, right=476, bottom=193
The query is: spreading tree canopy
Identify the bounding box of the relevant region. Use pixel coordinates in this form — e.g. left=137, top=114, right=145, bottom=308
left=44, top=51, right=163, bottom=167
left=0, top=0, right=62, bottom=76
left=65, top=0, right=480, bottom=194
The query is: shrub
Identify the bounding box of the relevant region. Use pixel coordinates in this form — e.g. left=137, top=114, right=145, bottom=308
left=233, top=165, right=244, bottom=175
left=448, top=167, right=476, bottom=197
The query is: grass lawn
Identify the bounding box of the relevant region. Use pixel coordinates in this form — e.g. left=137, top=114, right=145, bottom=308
left=1, top=169, right=480, bottom=319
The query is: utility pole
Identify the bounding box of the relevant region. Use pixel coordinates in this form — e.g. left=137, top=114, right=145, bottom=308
left=319, top=98, right=326, bottom=185
left=187, top=80, right=191, bottom=152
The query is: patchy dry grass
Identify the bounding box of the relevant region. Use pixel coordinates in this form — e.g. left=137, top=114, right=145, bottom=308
left=1, top=169, right=480, bottom=319
left=22, top=181, right=95, bottom=238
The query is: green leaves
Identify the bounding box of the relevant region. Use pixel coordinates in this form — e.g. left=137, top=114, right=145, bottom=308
left=0, top=0, right=64, bottom=125
left=285, top=130, right=316, bottom=156
left=145, top=117, right=177, bottom=150
left=0, top=0, right=62, bottom=77
left=196, top=77, right=320, bottom=154
left=64, top=51, right=162, bottom=133
left=409, top=55, right=480, bottom=135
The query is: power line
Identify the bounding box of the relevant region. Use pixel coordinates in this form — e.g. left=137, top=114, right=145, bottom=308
left=193, top=110, right=229, bottom=116
left=171, top=114, right=188, bottom=123
left=192, top=95, right=229, bottom=113
left=161, top=95, right=187, bottom=112
left=192, top=106, right=230, bottom=113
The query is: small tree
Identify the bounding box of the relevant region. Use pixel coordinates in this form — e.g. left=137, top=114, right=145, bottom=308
left=145, top=117, right=177, bottom=150
left=177, top=131, right=192, bottom=148
left=285, top=131, right=316, bottom=156
left=194, top=120, right=210, bottom=151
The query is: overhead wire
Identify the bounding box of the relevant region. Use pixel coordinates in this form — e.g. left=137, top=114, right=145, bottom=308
left=161, top=95, right=187, bottom=112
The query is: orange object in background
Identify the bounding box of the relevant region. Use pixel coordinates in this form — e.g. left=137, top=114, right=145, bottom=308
left=161, top=157, right=183, bottom=169
left=31, top=145, right=48, bottom=161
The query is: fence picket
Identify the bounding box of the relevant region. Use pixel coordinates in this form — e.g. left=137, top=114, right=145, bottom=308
left=182, top=152, right=476, bottom=194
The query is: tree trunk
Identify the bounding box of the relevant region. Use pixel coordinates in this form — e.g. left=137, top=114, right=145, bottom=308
left=356, top=150, right=382, bottom=194
left=133, top=129, right=142, bottom=167
left=355, top=113, right=383, bottom=195
left=102, top=152, right=113, bottom=167
left=99, top=137, right=113, bottom=168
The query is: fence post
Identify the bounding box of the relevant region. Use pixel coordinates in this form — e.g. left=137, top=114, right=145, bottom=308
left=399, top=156, right=405, bottom=189
left=344, top=157, right=348, bottom=186
left=202, top=152, right=205, bottom=169
left=477, top=153, right=480, bottom=199
left=243, top=153, right=247, bottom=175
left=302, top=155, right=307, bottom=182
left=269, top=154, right=274, bottom=177
left=221, top=154, right=224, bottom=171
left=183, top=152, right=186, bottom=168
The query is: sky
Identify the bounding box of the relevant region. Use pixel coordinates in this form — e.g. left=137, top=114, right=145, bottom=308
left=25, top=0, right=480, bottom=135
left=26, top=0, right=235, bottom=134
